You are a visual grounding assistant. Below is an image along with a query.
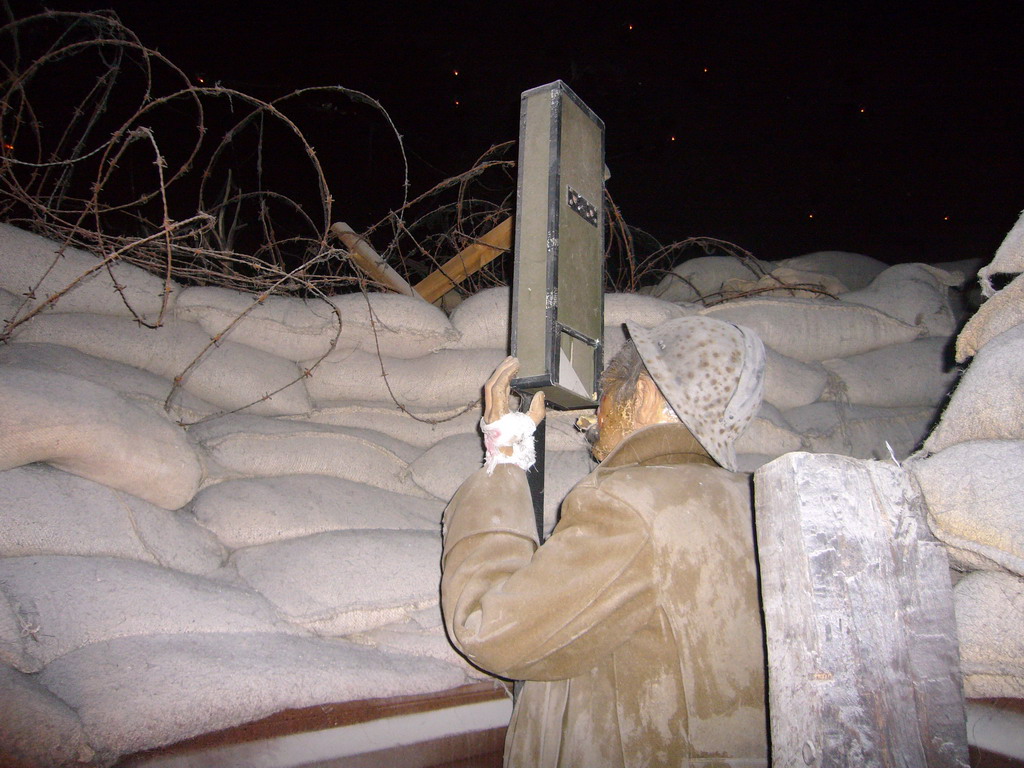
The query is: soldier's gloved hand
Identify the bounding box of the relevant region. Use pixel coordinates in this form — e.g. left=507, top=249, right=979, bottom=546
left=483, top=356, right=546, bottom=424
left=481, top=356, right=545, bottom=473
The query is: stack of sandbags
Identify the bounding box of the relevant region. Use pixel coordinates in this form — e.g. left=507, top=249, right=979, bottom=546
left=0, top=225, right=487, bottom=767
left=907, top=209, right=1024, bottom=701
left=649, top=249, right=889, bottom=304
left=11, top=315, right=312, bottom=418
left=648, top=252, right=968, bottom=471
left=0, top=457, right=475, bottom=765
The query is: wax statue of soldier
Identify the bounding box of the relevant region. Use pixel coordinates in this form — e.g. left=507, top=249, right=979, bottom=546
left=441, top=316, right=770, bottom=768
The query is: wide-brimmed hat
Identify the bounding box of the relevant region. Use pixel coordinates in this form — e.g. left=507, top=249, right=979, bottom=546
left=624, top=317, right=765, bottom=471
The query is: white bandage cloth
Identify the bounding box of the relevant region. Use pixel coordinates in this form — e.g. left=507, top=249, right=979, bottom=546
left=481, top=412, right=537, bottom=474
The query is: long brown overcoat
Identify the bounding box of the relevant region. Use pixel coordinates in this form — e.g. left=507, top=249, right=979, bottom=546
left=441, top=422, right=768, bottom=767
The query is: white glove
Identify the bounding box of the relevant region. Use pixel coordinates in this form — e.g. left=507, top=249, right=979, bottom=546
left=480, top=412, right=537, bottom=475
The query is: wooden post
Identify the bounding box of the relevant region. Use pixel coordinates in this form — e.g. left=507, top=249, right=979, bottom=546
left=330, top=222, right=423, bottom=300
left=413, top=217, right=513, bottom=304
left=754, top=452, right=968, bottom=768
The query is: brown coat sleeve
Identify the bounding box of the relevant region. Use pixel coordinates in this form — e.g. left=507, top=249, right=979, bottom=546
left=441, top=464, right=658, bottom=681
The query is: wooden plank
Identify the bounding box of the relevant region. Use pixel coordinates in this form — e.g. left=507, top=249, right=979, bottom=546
left=117, top=682, right=510, bottom=762
left=754, top=452, right=969, bottom=768
left=331, top=222, right=423, bottom=300
left=309, top=727, right=504, bottom=768
left=413, top=217, right=513, bottom=303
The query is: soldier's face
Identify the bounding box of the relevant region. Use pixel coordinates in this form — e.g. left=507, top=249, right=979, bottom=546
left=591, top=388, right=636, bottom=462
left=591, top=375, right=677, bottom=461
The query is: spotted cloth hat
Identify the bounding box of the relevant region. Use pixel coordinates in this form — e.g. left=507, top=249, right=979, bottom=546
left=624, top=317, right=766, bottom=471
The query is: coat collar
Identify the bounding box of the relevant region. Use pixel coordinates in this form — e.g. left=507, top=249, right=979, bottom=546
left=598, top=422, right=718, bottom=470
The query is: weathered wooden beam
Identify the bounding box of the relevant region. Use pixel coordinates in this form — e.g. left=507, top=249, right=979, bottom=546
left=754, top=452, right=968, bottom=768
left=330, top=222, right=423, bottom=300
left=413, top=217, right=513, bottom=304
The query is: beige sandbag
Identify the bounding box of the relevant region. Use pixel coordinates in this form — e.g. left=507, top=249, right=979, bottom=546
left=324, top=292, right=459, bottom=358
left=38, top=632, right=469, bottom=761
left=295, top=401, right=482, bottom=448
left=736, top=454, right=775, bottom=473
left=12, top=314, right=311, bottom=416
left=979, top=208, right=1024, bottom=296
left=721, top=266, right=848, bottom=299
left=605, top=292, right=689, bottom=328
left=448, top=286, right=687, bottom=351
left=0, top=663, right=93, bottom=768
left=0, top=367, right=202, bottom=510
left=821, top=337, right=960, bottom=408
left=352, top=606, right=489, bottom=679
left=775, top=250, right=888, bottom=291
left=190, top=475, right=443, bottom=549
left=911, top=440, right=1024, bottom=577
left=303, top=347, right=505, bottom=409
left=763, top=347, right=829, bottom=410
left=191, top=412, right=421, bottom=461
left=839, top=263, right=961, bottom=337
left=650, top=255, right=766, bottom=304
left=1, top=587, right=41, bottom=673
left=956, top=271, right=1024, bottom=362
left=447, top=286, right=509, bottom=349
left=175, top=286, right=341, bottom=362
left=746, top=402, right=804, bottom=453
left=353, top=620, right=475, bottom=673
left=409, top=433, right=483, bottom=500
left=0, top=555, right=298, bottom=669
left=0, top=287, right=21, bottom=330
left=189, top=414, right=430, bottom=498
left=699, top=297, right=924, bottom=361
left=784, top=402, right=937, bottom=460
left=231, top=529, right=442, bottom=635
left=0, top=222, right=178, bottom=323
left=953, top=571, right=1024, bottom=698
left=735, top=403, right=803, bottom=457
left=923, top=324, right=1024, bottom=454
left=177, top=288, right=459, bottom=362
left=0, top=465, right=224, bottom=574
left=0, top=342, right=219, bottom=422
left=933, top=257, right=984, bottom=285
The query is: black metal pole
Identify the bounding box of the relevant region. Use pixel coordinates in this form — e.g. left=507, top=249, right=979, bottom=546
left=523, top=394, right=546, bottom=544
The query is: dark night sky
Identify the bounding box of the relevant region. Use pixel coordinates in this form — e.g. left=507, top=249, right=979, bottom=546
left=19, top=0, right=1024, bottom=266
